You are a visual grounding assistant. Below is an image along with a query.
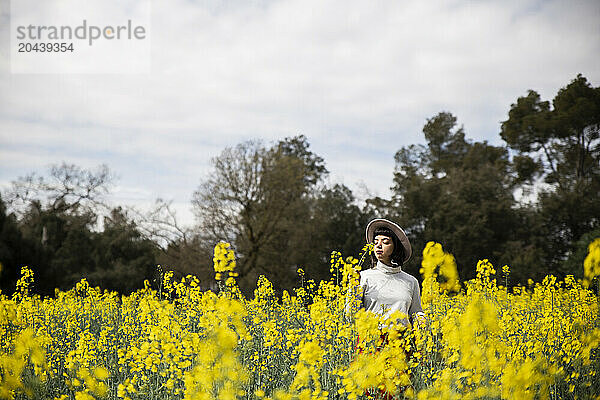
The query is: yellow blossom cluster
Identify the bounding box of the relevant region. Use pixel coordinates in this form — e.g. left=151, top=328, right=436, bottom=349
left=584, top=238, right=600, bottom=288
left=213, top=242, right=238, bottom=281
left=420, top=242, right=461, bottom=303
left=0, top=239, right=599, bottom=400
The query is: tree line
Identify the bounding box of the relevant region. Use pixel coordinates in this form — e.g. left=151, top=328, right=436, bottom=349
left=1, top=74, right=598, bottom=296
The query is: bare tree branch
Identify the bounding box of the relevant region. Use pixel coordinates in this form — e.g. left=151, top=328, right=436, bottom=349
left=4, top=162, right=114, bottom=218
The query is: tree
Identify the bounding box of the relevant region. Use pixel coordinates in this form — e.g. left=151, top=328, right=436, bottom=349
left=131, top=199, right=214, bottom=290
left=1, top=163, right=165, bottom=295
left=501, top=75, right=600, bottom=188
left=156, top=235, right=215, bottom=291
left=87, top=207, right=159, bottom=294
left=282, top=184, right=367, bottom=285
left=46, top=209, right=96, bottom=291
left=192, top=135, right=329, bottom=293
left=134, top=198, right=194, bottom=250
left=5, top=163, right=113, bottom=219
left=1, top=163, right=114, bottom=294
left=0, top=194, right=37, bottom=294
left=422, top=112, right=469, bottom=176
left=381, top=112, right=525, bottom=281
left=500, top=75, right=600, bottom=272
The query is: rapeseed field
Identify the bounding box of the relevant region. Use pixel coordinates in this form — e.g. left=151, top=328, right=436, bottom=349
left=1, top=240, right=599, bottom=400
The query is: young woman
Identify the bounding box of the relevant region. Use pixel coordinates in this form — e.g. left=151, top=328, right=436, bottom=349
left=355, top=220, right=425, bottom=399
left=360, top=218, right=425, bottom=327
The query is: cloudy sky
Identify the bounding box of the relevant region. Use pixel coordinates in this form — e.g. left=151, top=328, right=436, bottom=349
left=1, top=0, right=599, bottom=226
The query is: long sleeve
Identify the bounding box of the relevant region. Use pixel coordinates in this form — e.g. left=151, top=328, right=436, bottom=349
left=359, top=262, right=426, bottom=326
left=408, top=277, right=424, bottom=317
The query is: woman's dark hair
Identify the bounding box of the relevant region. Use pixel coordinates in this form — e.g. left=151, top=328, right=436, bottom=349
left=370, top=227, right=406, bottom=267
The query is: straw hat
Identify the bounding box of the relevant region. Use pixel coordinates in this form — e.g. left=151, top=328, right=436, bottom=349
left=365, top=218, right=412, bottom=264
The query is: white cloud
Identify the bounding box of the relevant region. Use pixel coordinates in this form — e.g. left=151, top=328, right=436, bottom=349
left=1, top=0, right=599, bottom=215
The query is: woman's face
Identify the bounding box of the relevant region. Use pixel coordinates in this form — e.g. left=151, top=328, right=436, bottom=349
left=373, top=234, right=394, bottom=264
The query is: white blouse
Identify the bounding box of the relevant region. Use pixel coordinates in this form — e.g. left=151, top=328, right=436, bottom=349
left=359, top=260, right=425, bottom=325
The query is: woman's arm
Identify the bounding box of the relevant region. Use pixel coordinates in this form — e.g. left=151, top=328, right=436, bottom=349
left=409, top=277, right=426, bottom=327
